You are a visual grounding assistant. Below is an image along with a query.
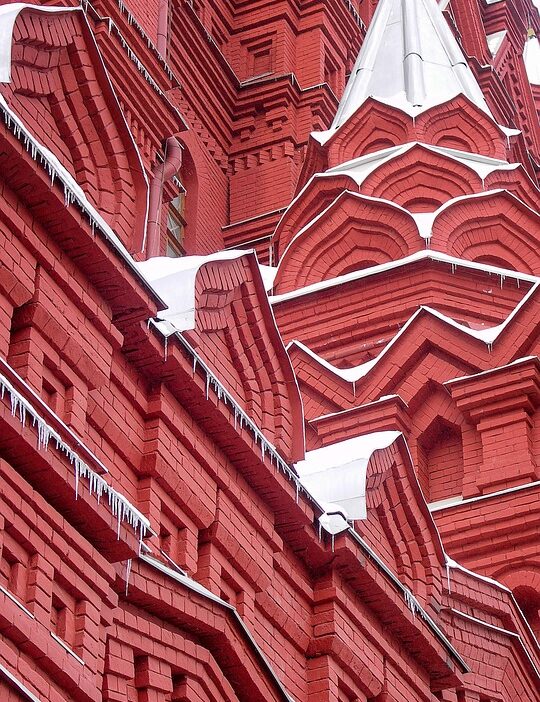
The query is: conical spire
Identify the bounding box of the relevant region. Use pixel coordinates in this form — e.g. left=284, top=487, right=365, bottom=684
left=327, top=0, right=494, bottom=132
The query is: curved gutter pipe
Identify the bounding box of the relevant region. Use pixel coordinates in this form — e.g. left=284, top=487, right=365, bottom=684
left=146, top=136, right=183, bottom=258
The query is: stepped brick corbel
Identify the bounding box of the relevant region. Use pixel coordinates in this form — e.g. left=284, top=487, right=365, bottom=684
left=446, top=357, right=540, bottom=495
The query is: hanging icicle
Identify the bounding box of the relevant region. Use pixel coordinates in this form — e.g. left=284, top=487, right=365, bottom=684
left=125, top=558, right=132, bottom=595
left=0, top=371, right=150, bottom=543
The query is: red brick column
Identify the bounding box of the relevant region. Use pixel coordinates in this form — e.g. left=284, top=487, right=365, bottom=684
left=447, top=358, right=540, bottom=496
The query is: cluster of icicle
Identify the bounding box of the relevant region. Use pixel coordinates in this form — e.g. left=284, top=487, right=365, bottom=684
left=113, top=0, right=174, bottom=80
left=0, top=101, right=113, bottom=251
left=174, top=330, right=307, bottom=496
left=403, top=588, right=421, bottom=618
left=343, top=0, right=365, bottom=28
left=0, top=372, right=150, bottom=543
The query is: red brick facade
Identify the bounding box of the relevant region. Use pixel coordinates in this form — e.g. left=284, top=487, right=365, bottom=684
left=0, top=0, right=540, bottom=701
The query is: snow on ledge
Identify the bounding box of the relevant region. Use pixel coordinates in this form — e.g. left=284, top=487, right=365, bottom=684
left=271, top=249, right=539, bottom=305
left=136, top=251, right=251, bottom=332
left=287, top=289, right=539, bottom=391
left=323, top=141, right=516, bottom=186
left=294, top=431, right=401, bottom=521
left=446, top=556, right=511, bottom=593
left=0, top=370, right=150, bottom=542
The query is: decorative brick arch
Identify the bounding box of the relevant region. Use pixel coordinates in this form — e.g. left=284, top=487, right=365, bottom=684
left=416, top=96, right=508, bottom=160
left=326, top=99, right=413, bottom=166
left=274, top=193, right=420, bottom=293
left=362, top=145, right=480, bottom=211
left=186, top=255, right=305, bottom=462
left=274, top=175, right=355, bottom=259
left=362, top=436, right=446, bottom=603
left=2, top=7, right=148, bottom=253
left=484, top=168, right=540, bottom=212
left=493, top=566, right=540, bottom=636
left=431, top=192, right=540, bottom=273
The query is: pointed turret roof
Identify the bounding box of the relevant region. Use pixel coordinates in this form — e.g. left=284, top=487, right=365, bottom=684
left=316, top=0, right=496, bottom=143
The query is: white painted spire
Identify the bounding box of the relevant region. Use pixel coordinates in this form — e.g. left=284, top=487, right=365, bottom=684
left=317, top=0, right=494, bottom=141
left=524, top=34, right=540, bottom=85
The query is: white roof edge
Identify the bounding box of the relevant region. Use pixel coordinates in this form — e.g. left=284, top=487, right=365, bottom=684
left=446, top=556, right=512, bottom=592
left=271, top=249, right=538, bottom=305
left=288, top=292, right=536, bottom=386
left=444, top=354, right=539, bottom=386
left=310, top=394, right=405, bottom=423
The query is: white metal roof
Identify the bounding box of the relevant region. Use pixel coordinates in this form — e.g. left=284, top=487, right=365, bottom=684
left=312, top=0, right=512, bottom=145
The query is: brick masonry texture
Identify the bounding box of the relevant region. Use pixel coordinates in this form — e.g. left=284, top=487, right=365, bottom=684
left=0, top=0, right=540, bottom=701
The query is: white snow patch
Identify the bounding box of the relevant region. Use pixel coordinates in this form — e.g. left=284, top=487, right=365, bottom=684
left=295, top=431, right=401, bottom=519
left=487, top=30, right=507, bottom=57
left=524, top=36, right=540, bottom=85
left=259, top=263, right=277, bottom=291
left=136, top=251, right=250, bottom=331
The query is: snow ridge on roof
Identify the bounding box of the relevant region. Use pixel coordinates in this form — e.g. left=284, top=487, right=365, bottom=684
left=287, top=286, right=539, bottom=387
left=313, top=0, right=495, bottom=143
left=271, top=249, right=538, bottom=305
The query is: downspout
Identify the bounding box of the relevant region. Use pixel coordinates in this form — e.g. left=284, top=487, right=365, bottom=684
left=146, top=136, right=183, bottom=259
left=156, top=0, right=169, bottom=58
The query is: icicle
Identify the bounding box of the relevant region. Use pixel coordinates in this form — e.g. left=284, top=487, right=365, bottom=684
left=499, top=274, right=505, bottom=288
left=487, top=341, right=493, bottom=353
left=295, top=480, right=299, bottom=503
left=404, top=589, right=418, bottom=618
left=74, top=459, right=80, bottom=499
left=446, top=562, right=452, bottom=593
left=193, top=357, right=197, bottom=373
left=451, top=263, right=456, bottom=274
left=205, top=373, right=210, bottom=400
left=331, top=534, right=335, bottom=552
left=164, top=334, right=168, bottom=360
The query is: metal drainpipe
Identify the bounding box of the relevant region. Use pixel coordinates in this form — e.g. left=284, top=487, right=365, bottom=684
left=156, top=0, right=169, bottom=58
left=146, top=137, right=183, bottom=259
